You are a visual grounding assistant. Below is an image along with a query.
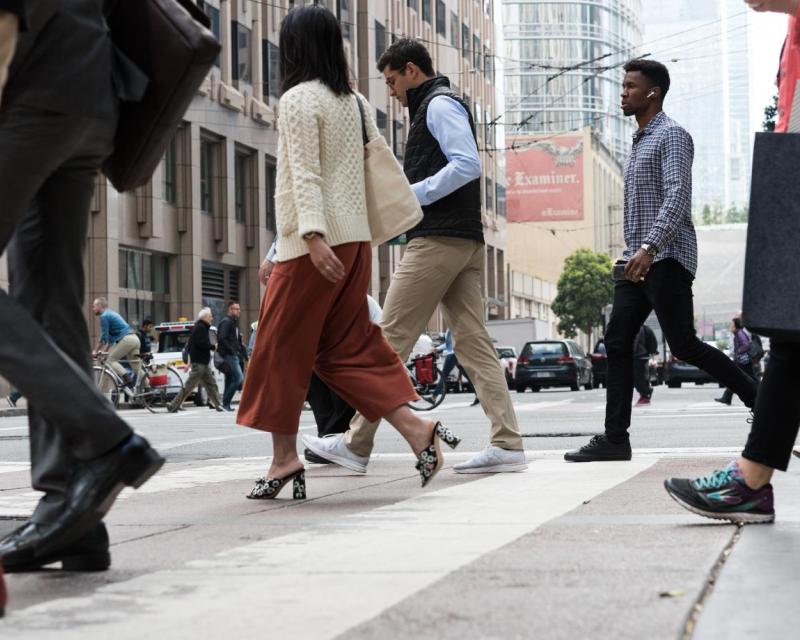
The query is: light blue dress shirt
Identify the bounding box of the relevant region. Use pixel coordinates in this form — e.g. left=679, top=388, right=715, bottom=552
left=410, top=96, right=482, bottom=206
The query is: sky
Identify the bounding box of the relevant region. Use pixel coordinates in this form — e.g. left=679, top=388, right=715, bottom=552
left=749, top=11, right=789, bottom=134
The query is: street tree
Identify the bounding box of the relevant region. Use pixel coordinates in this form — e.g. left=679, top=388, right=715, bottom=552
left=551, top=249, right=613, bottom=344
left=763, top=93, right=778, bottom=132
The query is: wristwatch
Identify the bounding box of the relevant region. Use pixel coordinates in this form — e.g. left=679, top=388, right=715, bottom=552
left=641, top=243, right=658, bottom=258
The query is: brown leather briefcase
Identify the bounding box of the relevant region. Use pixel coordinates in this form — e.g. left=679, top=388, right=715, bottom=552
left=102, top=0, right=221, bottom=192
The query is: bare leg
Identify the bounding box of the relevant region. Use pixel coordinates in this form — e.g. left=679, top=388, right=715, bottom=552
left=738, top=457, right=774, bottom=490
left=383, top=405, right=436, bottom=455
left=269, top=433, right=303, bottom=478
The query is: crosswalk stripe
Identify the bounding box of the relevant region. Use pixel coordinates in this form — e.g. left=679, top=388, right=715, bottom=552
left=4, top=458, right=655, bottom=638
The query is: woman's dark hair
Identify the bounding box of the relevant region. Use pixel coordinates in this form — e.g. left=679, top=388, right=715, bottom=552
left=733, top=317, right=743, bottom=330
left=279, top=5, right=352, bottom=96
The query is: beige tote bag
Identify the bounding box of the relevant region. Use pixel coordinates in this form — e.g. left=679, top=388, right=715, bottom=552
left=355, top=96, right=423, bottom=246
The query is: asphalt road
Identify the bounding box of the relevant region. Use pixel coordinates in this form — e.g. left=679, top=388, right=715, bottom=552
left=0, top=384, right=796, bottom=639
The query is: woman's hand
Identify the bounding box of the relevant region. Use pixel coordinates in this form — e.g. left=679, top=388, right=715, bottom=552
left=258, top=258, right=274, bottom=286
left=306, top=236, right=345, bottom=283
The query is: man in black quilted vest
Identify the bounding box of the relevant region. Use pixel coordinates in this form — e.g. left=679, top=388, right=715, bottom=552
left=302, top=38, right=526, bottom=474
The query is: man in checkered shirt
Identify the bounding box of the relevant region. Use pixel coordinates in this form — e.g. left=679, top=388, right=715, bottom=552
left=566, top=58, right=759, bottom=463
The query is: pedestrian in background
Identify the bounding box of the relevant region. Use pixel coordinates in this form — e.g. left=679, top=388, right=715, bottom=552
left=431, top=328, right=479, bottom=406
left=664, top=0, right=800, bottom=523
left=0, top=0, right=162, bottom=602
left=565, top=59, right=758, bottom=462
left=633, top=324, right=658, bottom=407
left=137, top=317, right=154, bottom=359
left=716, top=316, right=757, bottom=406
left=216, top=301, right=247, bottom=411
left=92, top=297, right=141, bottom=388
left=303, top=37, right=525, bottom=475
left=168, top=308, right=223, bottom=413
left=236, top=6, right=459, bottom=499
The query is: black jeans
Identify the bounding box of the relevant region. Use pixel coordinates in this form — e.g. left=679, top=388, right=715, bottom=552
left=0, top=104, right=132, bottom=522
left=633, top=359, right=652, bottom=399
left=306, top=372, right=356, bottom=437
left=720, top=361, right=757, bottom=404
left=604, top=259, right=758, bottom=443
left=742, top=340, right=800, bottom=471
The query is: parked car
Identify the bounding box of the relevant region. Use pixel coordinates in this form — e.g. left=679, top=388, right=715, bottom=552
left=590, top=339, right=607, bottom=388
left=154, top=321, right=225, bottom=403
left=496, top=346, right=518, bottom=389
left=515, top=340, right=593, bottom=392
left=662, top=342, right=719, bottom=388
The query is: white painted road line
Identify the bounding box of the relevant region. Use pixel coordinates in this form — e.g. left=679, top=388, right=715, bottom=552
left=4, top=459, right=655, bottom=638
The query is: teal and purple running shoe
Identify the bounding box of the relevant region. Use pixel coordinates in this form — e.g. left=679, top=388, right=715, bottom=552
left=664, top=461, right=775, bottom=524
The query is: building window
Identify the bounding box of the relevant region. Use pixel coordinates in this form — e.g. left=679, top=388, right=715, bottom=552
left=268, top=41, right=279, bottom=99
left=265, top=160, right=277, bottom=232
left=197, top=1, right=220, bottom=68
left=422, top=0, right=431, bottom=23
left=202, top=262, right=240, bottom=324
left=118, top=248, right=171, bottom=327
left=336, top=0, right=351, bottom=41
left=450, top=12, right=458, bottom=48
left=376, top=109, right=388, bottom=141
left=162, top=136, right=177, bottom=205
left=231, top=22, right=252, bottom=84
left=484, top=45, right=491, bottom=80
left=234, top=152, right=251, bottom=224
left=200, top=138, right=217, bottom=215
left=407, top=0, right=418, bottom=10
left=496, top=183, right=506, bottom=217
left=375, top=20, right=386, bottom=63
left=393, top=119, right=405, bottom=161
left=462, top=24, right=469, bottom=61
left=436, top=0, right=446, bottom=36
left=485, top=177, right=494, bottom=210
left=472, top=34, right=480, bottom=68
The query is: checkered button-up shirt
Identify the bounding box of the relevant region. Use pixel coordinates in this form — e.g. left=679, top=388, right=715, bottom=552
left=623, top=111, right=698, bottom=276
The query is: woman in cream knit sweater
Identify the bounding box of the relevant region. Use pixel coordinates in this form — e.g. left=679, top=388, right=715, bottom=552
left=237, top=6, right=459, bottom=499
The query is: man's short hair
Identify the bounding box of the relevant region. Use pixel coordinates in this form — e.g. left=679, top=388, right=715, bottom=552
left=142, top=317, right=153, bottom=326
left=94, top=297, right=109, bottom=309
left=623, top=58, right=670, bottom=98
left=377, top=38, right=435, bottom=76
left=227, top=301, right=239, bottom=310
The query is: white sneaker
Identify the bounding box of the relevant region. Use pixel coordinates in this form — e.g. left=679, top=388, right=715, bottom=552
left=453, top=446, right=528, bottom=474
left=300, top=433, right=369, bottom=473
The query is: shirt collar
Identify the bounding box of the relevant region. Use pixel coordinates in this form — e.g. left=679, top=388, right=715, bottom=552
left=632, top=110, right=667, bottom=142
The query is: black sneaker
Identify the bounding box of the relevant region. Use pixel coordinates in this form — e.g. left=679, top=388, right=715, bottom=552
left=564, top=434, right=632, bottom=462
left=304, top=448, right=332, bottom=465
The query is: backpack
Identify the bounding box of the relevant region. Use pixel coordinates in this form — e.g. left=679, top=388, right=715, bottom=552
left=747, top=334, right=764, bottom=362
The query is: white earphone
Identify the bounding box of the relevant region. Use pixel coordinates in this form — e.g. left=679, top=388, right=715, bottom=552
left=647, top=90, right=656, bottom=99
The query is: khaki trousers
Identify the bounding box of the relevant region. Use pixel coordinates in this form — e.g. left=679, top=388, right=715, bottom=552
left=170, top=362, right=221, bottom=409
left=108, top=333, right=141, bottom=379
left=346, top=236, right=523, bottom=456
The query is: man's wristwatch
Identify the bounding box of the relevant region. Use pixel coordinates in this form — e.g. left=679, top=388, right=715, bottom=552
left=303, top=232, right=323, bottom=241
left=641, top=243, right=658, bottom=258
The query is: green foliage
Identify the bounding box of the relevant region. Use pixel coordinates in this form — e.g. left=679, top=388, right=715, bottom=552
left=725, top=205, right=748, bottom=224
left=551, top=249, right=614, bottom=340
left=763, top=94, right=778, bottom=132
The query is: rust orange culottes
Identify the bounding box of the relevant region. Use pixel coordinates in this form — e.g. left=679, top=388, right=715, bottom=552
left=237, top=242, right=418, bottom=434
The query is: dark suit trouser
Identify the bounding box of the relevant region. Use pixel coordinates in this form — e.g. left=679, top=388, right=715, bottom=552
left=0, top=103, right=132, bottom=524
left=306, top=372, right=356, bottom=437
left=633, top=359, right=652, bottom=399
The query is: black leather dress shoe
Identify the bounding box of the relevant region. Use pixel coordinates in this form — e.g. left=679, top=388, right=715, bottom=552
left=35, top=433, right=164, bottom=556
left=0, top=522, right=110, bottom=573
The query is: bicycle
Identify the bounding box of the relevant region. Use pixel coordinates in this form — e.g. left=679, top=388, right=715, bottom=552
left=407, top=351, right=447, bottom=411
left=93, top=352, right=185, bottom=413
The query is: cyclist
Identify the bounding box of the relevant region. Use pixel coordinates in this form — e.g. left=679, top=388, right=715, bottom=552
left=92, top=298, right=140, bottom=388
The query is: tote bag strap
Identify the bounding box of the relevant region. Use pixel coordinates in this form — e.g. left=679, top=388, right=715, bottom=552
left=354, top=94, right=369, bottom=147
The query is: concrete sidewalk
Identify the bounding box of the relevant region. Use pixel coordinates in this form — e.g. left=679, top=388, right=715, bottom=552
left=0, top=452, right=797, bottom=638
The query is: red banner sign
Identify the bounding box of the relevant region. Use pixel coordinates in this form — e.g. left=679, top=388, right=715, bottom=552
left=506, top=135, right=584, bottom=222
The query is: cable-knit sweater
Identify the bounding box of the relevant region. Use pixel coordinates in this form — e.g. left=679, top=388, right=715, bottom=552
left=274, top=80, right=379, bottom=261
